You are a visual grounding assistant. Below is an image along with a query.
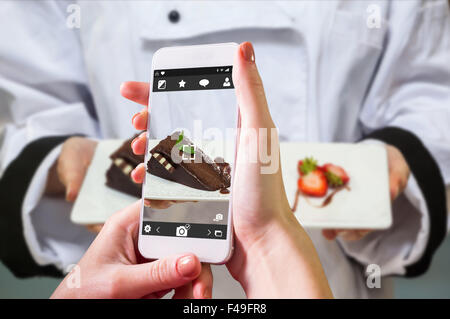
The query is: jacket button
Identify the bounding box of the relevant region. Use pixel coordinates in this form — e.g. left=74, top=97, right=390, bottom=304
left=168, top=10, right=180, bottom=23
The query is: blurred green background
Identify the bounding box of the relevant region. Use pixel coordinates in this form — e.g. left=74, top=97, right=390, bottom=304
left=1, top=235, right=449, bottom=298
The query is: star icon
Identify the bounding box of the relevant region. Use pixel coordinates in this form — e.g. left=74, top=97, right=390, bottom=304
left=178, top=79, right=186, bottom=88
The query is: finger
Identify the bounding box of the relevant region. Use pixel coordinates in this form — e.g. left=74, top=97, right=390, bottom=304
left=120, top=81, right=150, bottom=106
left=232, top=42, right=274, bottom=129
left=106, top=200, right=142, bottom=230
left=118, top=253, right=201, bottom=298
left=192, top=263, right=213, bottom=299
left=57, top=156, right=86, bottom=202
left=322, top=229, right=338, bottom=241
left=144, top=199, right=173, bottom=210
left=132, top=109, right=149, bottom=131
left=336, top=229, right=371, bottom=241
left=389, top=174, right=400, bottom=200
left=131, top=163, right=146, bottom=183
left=86, top=224, right=103, bottom=233
left=131, top=132, right=147, bottom=155
left=172, top=283, right=193, bottom=299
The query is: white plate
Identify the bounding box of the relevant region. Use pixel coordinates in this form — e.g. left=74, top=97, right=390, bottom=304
left=70, top=140, right=139, bottom=224
left=71, top=140, right=392, bottom=229
left=282, top=142, right=391, bottom=229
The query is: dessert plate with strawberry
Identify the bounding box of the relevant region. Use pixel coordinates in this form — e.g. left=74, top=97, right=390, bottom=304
left=281, top=143, right=392, bottom=229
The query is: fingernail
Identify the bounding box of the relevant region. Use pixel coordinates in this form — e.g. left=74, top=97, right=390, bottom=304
left=130, top=169, right=138, bottom=182
left=144, top=199, right=151, bottom=207
left=131, top=137, right=138, bottom=149
left=240, top=42, right=255, bottom=62
left=131, top=113, right=139, bottom=125
left=177, top=255, right=197, bottom=278
left=65, top=187, right=72, bottom=201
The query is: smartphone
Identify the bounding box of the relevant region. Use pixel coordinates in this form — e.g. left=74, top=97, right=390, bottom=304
left=138, top=43, right=238, bottom=263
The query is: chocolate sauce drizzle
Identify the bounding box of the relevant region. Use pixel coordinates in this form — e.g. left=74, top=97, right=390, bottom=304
left=291, top=185, right=350, bottom=212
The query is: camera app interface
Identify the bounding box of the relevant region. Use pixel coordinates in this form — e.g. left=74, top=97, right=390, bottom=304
left=142, top=66, right=236, bottom=240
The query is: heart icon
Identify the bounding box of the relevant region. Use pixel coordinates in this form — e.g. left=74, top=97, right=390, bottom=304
left=161, top=71, right=165, bottom=75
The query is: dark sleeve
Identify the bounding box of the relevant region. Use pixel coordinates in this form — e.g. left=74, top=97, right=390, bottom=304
left=0, top=136, right=73, bottom=278
left=363, top=126, right=447, bottom=277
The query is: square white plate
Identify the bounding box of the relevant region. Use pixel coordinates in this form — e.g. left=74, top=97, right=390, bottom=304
left=71, top=140, right=392, bottom=229
left=282, top=142, right=392, bottom=229
left=70, top=140, right=138, bottom=224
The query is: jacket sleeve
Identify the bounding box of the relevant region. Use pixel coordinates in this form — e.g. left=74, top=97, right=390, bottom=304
left=339, top=0, right=449, bottom=277
left=0, top=1, right=99, bottom=277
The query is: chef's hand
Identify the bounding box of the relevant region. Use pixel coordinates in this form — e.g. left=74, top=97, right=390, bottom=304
left=122, top=42, right=332, bottom=298
left=322, top=144, right=410, bottom=241
left=45, top=137, right=97, bottom=201
left=51, top=201, right=211, bottom=299
left=44, top=137, right=104, bottom=233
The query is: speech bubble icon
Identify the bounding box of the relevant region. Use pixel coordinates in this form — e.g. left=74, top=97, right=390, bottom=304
left=199, top=79, right=209, bottom=87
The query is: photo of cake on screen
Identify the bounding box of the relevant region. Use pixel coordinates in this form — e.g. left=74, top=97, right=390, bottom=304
left=144, top=129, right=235, bottom=202
left=147, top=131, right=231, bottom=194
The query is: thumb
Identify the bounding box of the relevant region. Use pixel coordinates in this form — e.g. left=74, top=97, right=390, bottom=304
left=117, top=254, right=202, bottom=298
left=232, top=42, right=274, bottom=130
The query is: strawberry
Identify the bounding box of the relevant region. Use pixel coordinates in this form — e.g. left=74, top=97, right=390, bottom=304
left=298, top=157, right=318, bottom=176
left=322, top=163, right=350, bottom=187
left=297, top=170, right=328, bottom=197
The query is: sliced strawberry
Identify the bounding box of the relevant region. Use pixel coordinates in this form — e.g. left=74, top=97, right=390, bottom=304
left=298, top=170, right=328, bottom=197
left=322, top=163, right=350, bottom=187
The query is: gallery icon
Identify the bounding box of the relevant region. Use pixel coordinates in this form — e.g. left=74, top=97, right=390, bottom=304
left=214, top=230, right=223, bottom=238
left=178, top=79, right=186, bottom=88
left=213, top=213, right=223, bottom=222
left=157, top=79, right=166, bottom=90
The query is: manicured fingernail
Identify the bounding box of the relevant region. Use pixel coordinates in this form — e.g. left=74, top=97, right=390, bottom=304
left=131, top=138, right=139, bottom=151
left=131, top=169, right=138, bottom=182
left=240, top=42, right=255, bottom=62
left=144, top=199, right=151, bottom=207
left=177, top=255, right=197, bottom=278
left=131, top=113, right=139, bottom=125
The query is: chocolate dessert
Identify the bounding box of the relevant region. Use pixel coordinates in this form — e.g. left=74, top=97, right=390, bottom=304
left=147, top=131, right=231, bottom=192
left=106, top=135, right=144, bottom=198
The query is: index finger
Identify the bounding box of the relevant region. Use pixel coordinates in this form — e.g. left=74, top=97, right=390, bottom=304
left=121, top=81, right=150, bottom=106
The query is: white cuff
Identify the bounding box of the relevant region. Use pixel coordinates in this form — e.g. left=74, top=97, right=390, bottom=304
left=336, top=174, right=428, bottom=276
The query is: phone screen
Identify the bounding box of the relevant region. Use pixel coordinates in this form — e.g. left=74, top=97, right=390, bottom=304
left=141, top=66, right=236, bottom=241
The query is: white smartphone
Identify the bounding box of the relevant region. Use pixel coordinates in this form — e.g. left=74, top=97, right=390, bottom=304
left=138, top=43, right=239, bottom=263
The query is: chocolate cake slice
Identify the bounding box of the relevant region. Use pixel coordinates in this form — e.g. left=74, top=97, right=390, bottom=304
left=106, top=135, right=145, bottom=198
left=147, top=131, right=231, bottom=192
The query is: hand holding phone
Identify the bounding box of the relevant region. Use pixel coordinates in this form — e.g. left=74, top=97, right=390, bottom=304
left=125, top=42, right=332, bottom=298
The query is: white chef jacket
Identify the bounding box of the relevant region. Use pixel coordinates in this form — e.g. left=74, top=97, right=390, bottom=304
left=0, top=0, right=449, bottom=298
